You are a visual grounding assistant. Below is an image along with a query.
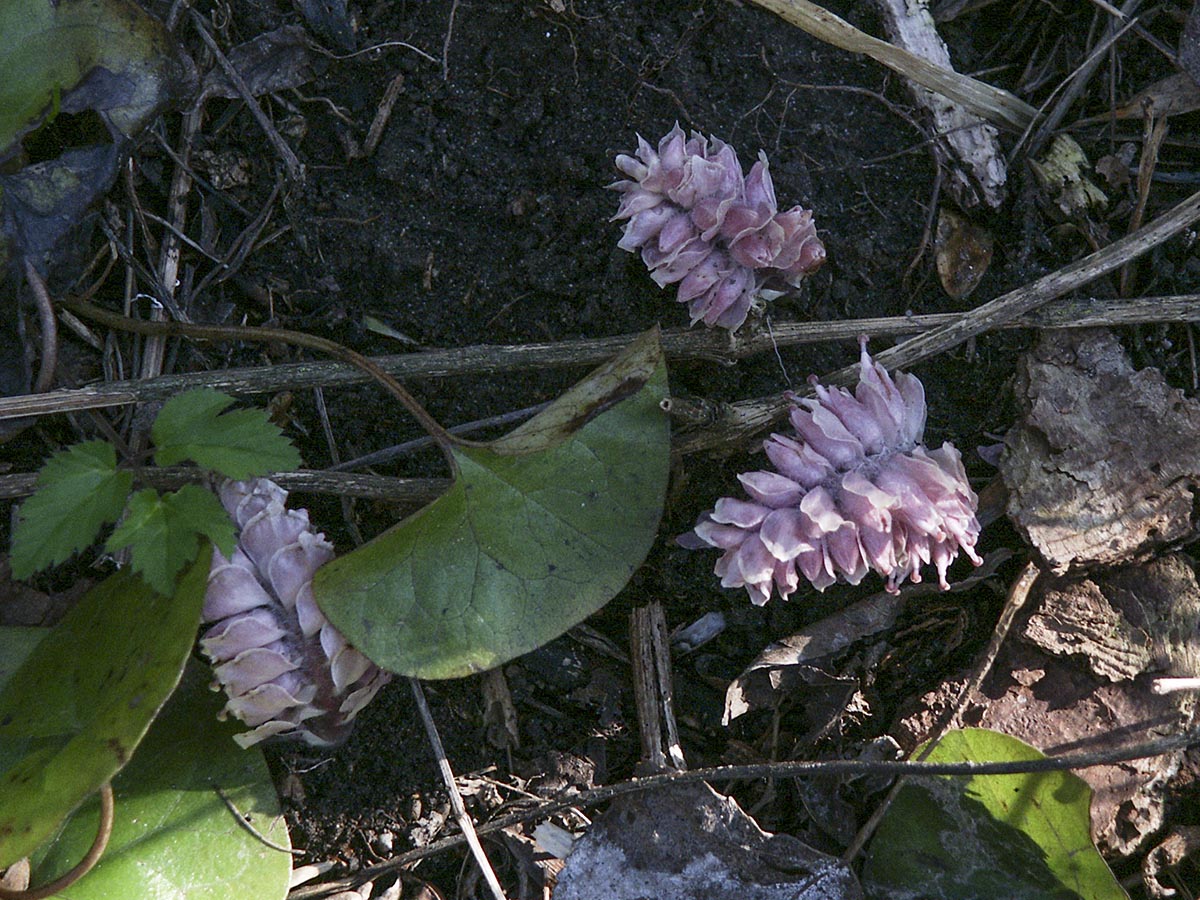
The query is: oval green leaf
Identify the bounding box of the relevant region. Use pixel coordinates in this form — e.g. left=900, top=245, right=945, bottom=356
left=0, top=553, right=209, bottom=868
left=29, top=662, right=291, bottom=900
left=863, top=727, right=1127, bottom=900
left=314, top=329, right=670, bottom=679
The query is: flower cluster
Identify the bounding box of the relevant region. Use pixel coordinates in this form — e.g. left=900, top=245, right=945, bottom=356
left=200, top=479, right=390, bottom=747
left=611, top=123, right=825, bottom=331
left=683, top=339, right=981, bottom=602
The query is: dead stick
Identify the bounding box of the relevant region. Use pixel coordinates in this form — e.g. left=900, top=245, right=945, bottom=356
left=5, top=293, right=1200, bottom=425
left=409, top=679, right=508, bottom=900
left=676, top=185, right=1200, bottom=454
left=0, top=467, right=446, bottom=503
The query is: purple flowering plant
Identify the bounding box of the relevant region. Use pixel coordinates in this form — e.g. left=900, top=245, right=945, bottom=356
left=611, top=123, right=826, bottom=331
left=683, top=338, right=983, bottom=603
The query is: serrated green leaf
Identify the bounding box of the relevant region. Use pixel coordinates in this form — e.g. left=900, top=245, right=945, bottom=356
left=10, top=440, right=133, bottom=578
left=29, top=662, right=291, bottom=900
left=152, top=388, right=301, bottom=479
left=862, top=728, right=1127, bottom=900
left=0, top=555, right=209, bottom=868
left=105, top=486, right=234, bottom=596
left=314, top=329, right=669, bottom=679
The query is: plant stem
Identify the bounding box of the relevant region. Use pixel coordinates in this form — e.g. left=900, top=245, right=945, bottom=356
left=0, top=784, right=113, bottom=900
left=61, top=299, right=458, bottom=469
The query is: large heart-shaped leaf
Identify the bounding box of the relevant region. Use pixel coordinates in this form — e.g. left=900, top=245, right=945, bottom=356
left=0, top=627, right=47, bottom=690
left=0, top=554, right=209, bottom=867
left=314, top=329, right=670, bottom=679
left=28, top=662, right=291, bottom=900
left=863, top=728, right=1126, bottom=900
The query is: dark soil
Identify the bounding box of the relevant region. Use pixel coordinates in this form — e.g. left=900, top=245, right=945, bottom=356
left=6, top=0, right=1200, bottom=896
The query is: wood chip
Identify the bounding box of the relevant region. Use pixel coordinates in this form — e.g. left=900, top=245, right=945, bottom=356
left=1000, top=328, right=1200, bottom=573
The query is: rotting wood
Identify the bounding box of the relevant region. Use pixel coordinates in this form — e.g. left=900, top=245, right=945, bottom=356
left=2, top=294, right=1199, bottom=425
left=874, top=0, right=1008, bottom=209
left=1001, top=328, right=1200, bottom=572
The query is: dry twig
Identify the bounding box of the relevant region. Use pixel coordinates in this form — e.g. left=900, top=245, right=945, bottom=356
left=0, top=294, right=1196, bottom=426
left=409, top=680, right=507, bottom=900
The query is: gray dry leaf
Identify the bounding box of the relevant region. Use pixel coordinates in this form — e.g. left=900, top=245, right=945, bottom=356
left=199, top=26, right=314, bottom=102
left=1000, top=328, right=1200, bottom=573
left=553, top=782, right=861, bottom=900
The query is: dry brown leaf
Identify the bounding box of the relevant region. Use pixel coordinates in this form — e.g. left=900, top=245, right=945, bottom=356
left=935, top=206, right=993, bottom=299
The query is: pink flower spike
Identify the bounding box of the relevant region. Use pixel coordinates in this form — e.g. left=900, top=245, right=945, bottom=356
left=684, top=342, right=981, bottom=600
left=200, top=478, right=391, bottom=747
left=611, top=124, right=824, bottom=331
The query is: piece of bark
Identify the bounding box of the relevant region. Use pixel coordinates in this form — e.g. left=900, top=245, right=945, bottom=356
left=1024, top=579, right=1154, bottom=682
left=896, top=554, right=1200, bottom=858
left=1143, top=826, right=1200, bottom=899
left=874, top=0, right=1007, bottom=209
left=1000, top=328, right=1200, bottom=574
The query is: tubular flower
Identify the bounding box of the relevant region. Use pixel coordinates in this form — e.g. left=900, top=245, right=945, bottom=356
left=611, top=123, right=825, bottom=331
left=683, top=339, right=982, bottom=602
left=200, top=479, right=390, bottom=748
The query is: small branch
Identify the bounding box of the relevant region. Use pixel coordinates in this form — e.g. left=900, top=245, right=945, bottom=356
left=409, top=679, right=507, bottom=900
left=676, top=185, right=1200, bottom=455
left=0, top=784, right=113, bottom=900
left=0, top=468, right=447, bottom=503
left=748, top=0, right=1039, bottom=132
left=5, top=293, right=1199, bottom=425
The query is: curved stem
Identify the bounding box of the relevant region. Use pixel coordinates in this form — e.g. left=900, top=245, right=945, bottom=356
left=0, top=783, right=114, bottom=900
left=21, top=260, right=58, bottom=394
left=61, top=299, right=458, bottom=469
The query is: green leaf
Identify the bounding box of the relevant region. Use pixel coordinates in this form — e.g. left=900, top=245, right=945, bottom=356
left=0, top=554, right=209, bottom=868
left=10, top=440, right=133, bottom=578
left=862, top=728, right=1127, bottom=900
left=0, top=0, right=189, bottom=273
left=29, top=662, right=291, bottom=900
left=0, top=627, right=48, bottom=692
left=152, top=388, right=301, bottom=479
left=314, top=329, right=670, bottom=679
left=0, top=0, right=182, bottom=157
left=104, top=486, right=234, bottom=596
